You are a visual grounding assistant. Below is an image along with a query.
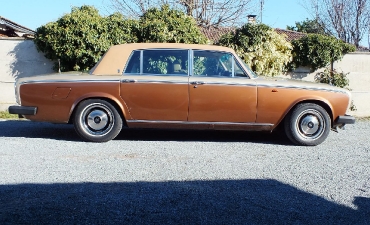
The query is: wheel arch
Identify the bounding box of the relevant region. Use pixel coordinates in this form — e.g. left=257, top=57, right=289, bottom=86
left=275, top=99, right=334, bottom=131
left=68, top=95, right=129, bottom=126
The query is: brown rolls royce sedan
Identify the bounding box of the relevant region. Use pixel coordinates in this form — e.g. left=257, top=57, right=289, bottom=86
left=9, top=43, right=355, bottom=145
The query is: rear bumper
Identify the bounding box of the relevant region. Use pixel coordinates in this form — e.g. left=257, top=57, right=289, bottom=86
left=8, top=106, right=37, bottom=115
left=335, top=115, right=355, bottom=125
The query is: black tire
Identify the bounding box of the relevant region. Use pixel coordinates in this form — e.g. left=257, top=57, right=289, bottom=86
left=284, top=103, right=331, bottom=146
left=73, top=99, right=123, bottom=142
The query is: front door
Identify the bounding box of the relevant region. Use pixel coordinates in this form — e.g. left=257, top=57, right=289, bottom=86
left=188, top=50, right=257, bottom=123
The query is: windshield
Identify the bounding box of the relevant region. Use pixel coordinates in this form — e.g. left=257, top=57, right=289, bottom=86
left=236, top=55, right=258, bottom=78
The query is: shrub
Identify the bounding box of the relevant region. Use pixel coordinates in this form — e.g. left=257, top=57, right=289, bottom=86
left=315, top=69, right=357, bottom=111
left=138, top=5, right=207, bottom=44
left=34, top=6, right=138, bottom=71
left=218, top=23, right=292, bottom=76
left=315, top=69, right=349, bottom=88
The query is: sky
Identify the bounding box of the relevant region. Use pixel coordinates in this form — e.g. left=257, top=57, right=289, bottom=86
left=1, top=0, right=310, bottom=30
left=1, top=0, right=367, bottom=46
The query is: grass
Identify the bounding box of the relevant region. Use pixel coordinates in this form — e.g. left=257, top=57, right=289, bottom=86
left=0, top=111, right=19, bottom=119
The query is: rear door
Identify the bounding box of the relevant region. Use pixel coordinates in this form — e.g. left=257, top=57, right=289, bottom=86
left=120, top=49, right=189, bottom=121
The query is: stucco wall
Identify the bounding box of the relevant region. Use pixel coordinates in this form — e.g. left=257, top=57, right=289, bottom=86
left=0, top=39, right=54, bottom=110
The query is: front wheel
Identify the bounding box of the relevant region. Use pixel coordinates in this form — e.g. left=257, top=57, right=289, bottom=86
left=284, top=103, right=331, bottom=146
left=73, top=99, right=123, bottom=142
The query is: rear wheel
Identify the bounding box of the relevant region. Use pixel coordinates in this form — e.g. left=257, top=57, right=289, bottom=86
left=73, top=99, right=123, bottom=142
left=284, top=103, right=331, bottom=146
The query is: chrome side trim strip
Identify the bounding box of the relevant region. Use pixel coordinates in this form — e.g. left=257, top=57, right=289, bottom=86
left=19, top=79, right=121, bottom=85
left=120, top=79, right=255, bottom=86
left=200, top=81, right=256, bottom=86
left=127, top=120, right=273, bottom=126
left=258, top=84, right=349, bottom=94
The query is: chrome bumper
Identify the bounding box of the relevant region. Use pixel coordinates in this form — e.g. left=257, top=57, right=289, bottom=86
left=8, top=106, right=37, bottom=115
left=335, top=115, right=356, bottom=125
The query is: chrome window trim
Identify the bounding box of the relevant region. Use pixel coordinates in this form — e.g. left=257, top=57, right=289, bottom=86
left=140, top=50, right=143, bottom=74
left=189, top=49, right=193, bottom=76
left=231, top=55, right=235, bottom=77
left=138, top=73, right=189, bottom=77
left=123, top=48, right=253, bottom=79
left=122, top=73, right=189, bottom=77
left=121, top=80, right=189, bottom=85
left=235, top=54, right=257, bottom=79
left=192, top=50, right=251, bottom=79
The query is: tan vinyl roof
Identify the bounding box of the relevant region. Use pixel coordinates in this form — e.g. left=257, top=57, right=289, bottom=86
left=91, top=43, right=235, bottom=75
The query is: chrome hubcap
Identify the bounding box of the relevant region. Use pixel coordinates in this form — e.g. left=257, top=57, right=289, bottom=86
left=296, top=109, right=325, bottom=140
left=87, top=110, right=109, bottom=131
left=80, top=103, right=114, bottom=136
left=300, top=115, right=319, bottom=135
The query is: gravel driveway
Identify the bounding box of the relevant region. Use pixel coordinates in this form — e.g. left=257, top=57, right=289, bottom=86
left=0, top=120, right=369, bottom=224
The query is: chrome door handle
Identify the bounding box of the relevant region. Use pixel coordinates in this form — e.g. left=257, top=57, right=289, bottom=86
left=190, top=81, right=205, bottom=85
left=121, top=79, right=137, bottom=83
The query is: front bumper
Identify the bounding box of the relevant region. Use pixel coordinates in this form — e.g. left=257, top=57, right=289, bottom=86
left=8, top=106, right=37, bottom=116
left=335, top=115, right=356, bottom=125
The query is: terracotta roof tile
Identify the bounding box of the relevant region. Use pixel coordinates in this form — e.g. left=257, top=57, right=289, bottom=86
left=274, top=28, right=307, bottom=42
left=0, top=16, right=35, bottom=37
left=200, top=26, right=235, bottom=43
left=199, top=26, right=307, bottom=43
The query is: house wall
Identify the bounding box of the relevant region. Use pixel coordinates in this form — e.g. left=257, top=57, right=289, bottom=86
left=0, top=39, right=54, bottom=111
left=278, top=52, right=370, bottom=117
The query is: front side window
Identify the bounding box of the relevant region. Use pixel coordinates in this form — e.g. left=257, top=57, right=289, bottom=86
left=124, top=49, right=188, bottom=75
left=193, top=50, right=247, bottom=77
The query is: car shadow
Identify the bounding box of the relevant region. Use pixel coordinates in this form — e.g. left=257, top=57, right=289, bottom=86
left=0, top=179, right=368, bottom=224
left=0, top=120, right=292, bottom=145
left=116, top=127, right=291, bottom=145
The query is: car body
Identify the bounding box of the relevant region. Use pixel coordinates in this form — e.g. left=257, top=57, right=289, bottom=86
left=9, top=43, right=355, bottom=145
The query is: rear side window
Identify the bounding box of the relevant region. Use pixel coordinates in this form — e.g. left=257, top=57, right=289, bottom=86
left=124, top=51, right=141, bottom=74
left=124, top=49, right=188, bottom=76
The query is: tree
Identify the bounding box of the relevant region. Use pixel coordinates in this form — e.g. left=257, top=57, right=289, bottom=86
left=138, top=4, right=207, bottom=43
left=34, top=6, right=138, bottom=71
left=218, top=23, right=293, bottom=76
left=290, top=34, right=356, bottom=72
left=287, top=18, right=327, bottom=35
left=302, top=0, right=370, bottom=47
left=108, top=0, right=165, bottom=18
left=109, top=0, right=254, bottom=27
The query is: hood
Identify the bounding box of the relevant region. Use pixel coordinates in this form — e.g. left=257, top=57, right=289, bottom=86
left=256, top=75, right=350, bottom=94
